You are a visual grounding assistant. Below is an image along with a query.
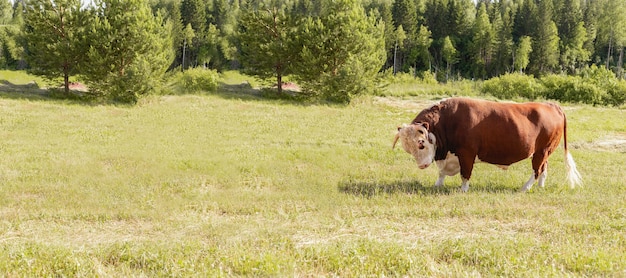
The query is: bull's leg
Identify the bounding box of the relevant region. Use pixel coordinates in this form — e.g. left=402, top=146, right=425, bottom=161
left=522, top=153, right=549, bottom=192
left=457, top=152, right=476, bottom=192
left=521, top=174, right=536, bottom=192
left=537, top=164, right=548, bottom=188
left=460, top=178, right=470, bottom=192
left=434, top=173, right=446, bottom=187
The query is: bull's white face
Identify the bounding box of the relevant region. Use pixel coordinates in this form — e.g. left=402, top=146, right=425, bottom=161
left=393, top=123, right=437, bottom=169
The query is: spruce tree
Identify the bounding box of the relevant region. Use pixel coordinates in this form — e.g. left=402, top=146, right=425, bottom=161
left=531, top=0, right=560, bottom=74
left=469, top=2, right=495, bottom=78
left=23, top=0, right=85, bottom=93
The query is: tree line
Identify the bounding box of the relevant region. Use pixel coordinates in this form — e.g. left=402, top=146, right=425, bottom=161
left=0, top=0, right=625, bottom=103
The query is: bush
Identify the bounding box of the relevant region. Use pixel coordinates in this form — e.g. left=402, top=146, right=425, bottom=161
left=537, top=66, right=626, bottom=106
left=176, top=68, right=219, bottom=93
left=481, top=73, right=543, bottom=100
left=540, top=75, right=605, bottom=105
left=605, top=81, right=626, bottom=106
left=480, top=69, right=626, bottom=106
left=85, top=57, right=169, bottom=103
left=579, top=65, right=626, bottom=106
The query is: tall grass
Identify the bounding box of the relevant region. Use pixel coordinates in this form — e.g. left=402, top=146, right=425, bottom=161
left=0, top=73, right=624, bottom=276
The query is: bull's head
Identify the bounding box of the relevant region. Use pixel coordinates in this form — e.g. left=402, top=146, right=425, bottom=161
left=393, top=122, right=437, bottom=169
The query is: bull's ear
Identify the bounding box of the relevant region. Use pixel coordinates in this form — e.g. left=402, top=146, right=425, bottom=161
left=397, top=125, right=402, bottom=131
left=419, top=122, right=430, bottom=131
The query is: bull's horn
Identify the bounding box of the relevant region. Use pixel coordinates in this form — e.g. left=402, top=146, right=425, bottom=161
left=392, top=132, right=400, bottom=149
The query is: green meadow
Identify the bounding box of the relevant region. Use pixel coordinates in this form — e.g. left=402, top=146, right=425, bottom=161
left=0, top=71, right=625, bottom=276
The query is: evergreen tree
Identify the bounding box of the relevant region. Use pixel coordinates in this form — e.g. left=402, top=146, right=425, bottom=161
left=23, top=0, right=85, bottom=93
left=366, top=1, right=395, bottom=70
left=582, top=0, right=598, bottom=63
left=0, top=0, right=11, bottom=24
left=392, top=0, right=418, bottom=72
left=493, top=5, right=514, bottom=75
left=596, top=0, right=626, bottom=75
left=180, top=0, right=206, bottom=68
left=469, top=2, right=495, bottom=78
left=238, top=2, right=298, bottom=94
left=558, top=0, right=589, bottom=73
left=0, top=0, right=23, bottom=69
left=561, top=22, right=590, bottom=73
left=531, top=0, right=560, bottom=74
left=295, top=0, right=385, bottom=102
left=151, top=0, right=184, bottom=70
left=84, top=0, right=174, bottom=102
left=512, top=0, right=537, bottom=42
left=446, top=0, right=475, bottom=77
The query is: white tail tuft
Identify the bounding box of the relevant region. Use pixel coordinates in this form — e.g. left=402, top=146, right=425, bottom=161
left=565, top=151, right=582, bottom=188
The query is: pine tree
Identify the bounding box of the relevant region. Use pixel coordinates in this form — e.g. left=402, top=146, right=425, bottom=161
left=0, top=0, right=11, bottom=24
left=238, top=3, right=298, bottom=94
left=84, top=0, right=174, bottom=102
left=295, top=0, right=385, bottom=103
left=1, top=0, right=23, bottom=69
left=23, top=0, right=85, bottom=93
left=151, top=0, right=184, bottom=70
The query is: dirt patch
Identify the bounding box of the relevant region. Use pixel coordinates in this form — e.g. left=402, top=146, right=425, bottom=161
left=592, top=137, right=626, bottom=152
left=67, top=82, right=88, bottom=92
left=281, top=82, right=300, bottom=92
left=373, top=96, right=438, bottom=113
left=574, top=134, right=626, bottom=152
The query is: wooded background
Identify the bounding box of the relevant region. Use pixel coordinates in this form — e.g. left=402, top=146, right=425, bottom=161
left=0, top=0, right=625, bottom=102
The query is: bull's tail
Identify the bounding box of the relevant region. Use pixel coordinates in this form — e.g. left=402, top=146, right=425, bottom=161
left=563, top=113, right=582, bottom=188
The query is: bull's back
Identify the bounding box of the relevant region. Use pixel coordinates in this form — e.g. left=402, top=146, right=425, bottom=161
left=443, top=98, right=564, bottom=165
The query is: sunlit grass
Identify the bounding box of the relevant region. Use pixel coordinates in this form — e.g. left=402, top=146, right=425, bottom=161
left=0, top=72, right=624, bottom=276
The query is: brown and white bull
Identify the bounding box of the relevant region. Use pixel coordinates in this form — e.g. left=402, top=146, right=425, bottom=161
left=393, top=97, right=582, bottom=192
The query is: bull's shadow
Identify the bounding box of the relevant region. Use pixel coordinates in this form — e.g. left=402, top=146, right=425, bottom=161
left=338, top=179, right=517, bottom=197
left=338, top=179, right=452, bottom=197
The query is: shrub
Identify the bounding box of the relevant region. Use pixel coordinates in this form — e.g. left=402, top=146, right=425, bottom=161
left=419, top=70, right=438, bottom=85
left=176, top=68, right=219, bottom=93
left=87, top=57, right=167, bottom=103
left=481, top=73, right=542, bottom=100
left=540, top=74, right=606, bottom=105
left=537, top=66, right=626, bottom=106
left=578, top=65, right=626, bottom=106
left=605, top=81, right=626, bottom=106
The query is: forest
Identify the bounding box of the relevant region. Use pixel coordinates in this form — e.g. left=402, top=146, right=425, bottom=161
left=0, top=0, right=625, bottom=103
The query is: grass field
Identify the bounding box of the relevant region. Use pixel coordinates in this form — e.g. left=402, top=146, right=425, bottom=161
left=0, top=70, right=625, bottom=276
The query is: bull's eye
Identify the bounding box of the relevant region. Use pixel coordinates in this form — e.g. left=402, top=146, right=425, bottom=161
left=418, top=130, right=424, bottom=134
